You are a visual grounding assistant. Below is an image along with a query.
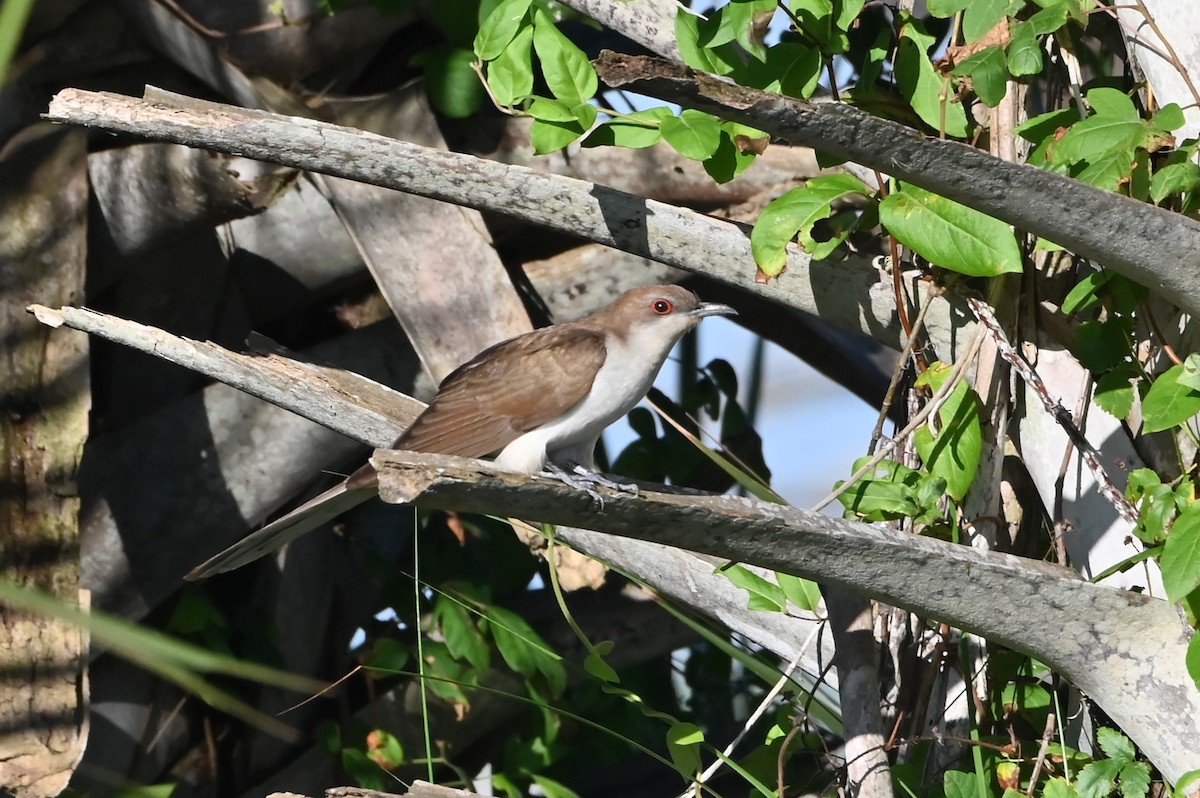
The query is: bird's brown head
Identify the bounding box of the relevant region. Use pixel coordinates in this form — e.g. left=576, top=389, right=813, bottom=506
left=594, top=284, right=736, bottom=350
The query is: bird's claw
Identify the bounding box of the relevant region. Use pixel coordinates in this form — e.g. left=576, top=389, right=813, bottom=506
left=543, top=463, right=638, bottom=507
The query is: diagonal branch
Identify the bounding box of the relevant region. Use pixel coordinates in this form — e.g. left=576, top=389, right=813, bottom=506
left=42, top=86, right=947, bottom=353
left=591, top=52, right=1200, bottom=319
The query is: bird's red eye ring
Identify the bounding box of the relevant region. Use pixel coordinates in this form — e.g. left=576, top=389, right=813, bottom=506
left=651, top=299, right=674, bottom=315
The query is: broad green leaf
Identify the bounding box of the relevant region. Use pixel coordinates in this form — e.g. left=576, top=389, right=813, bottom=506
left=703, top=129, right=758, bottom=184
left=473, top=0, right=532, bottom=60
left=914, top=363, right=983, bottom=501
left=952, top=45, right=1008, bottom=107
left=1162, top=503, right=1200, bottom=602
left=961, top=0, right=1008, bottom=43
left=836, top=0, right=866, bottom=31
left=1077, top=760, right=1122, bottom=798
left=708, top=0, right=776, bottom=60
left=879, top=184, right=1023, bottom=276
left=530, top=775, right=582, bottom=798
left=1073, top=319, right=1129, bottom=372
left=744, top=41, right=822, bottom=99
left=1093, top=366, right=1137, bottom=420
left=750, top=173, right=872, bottom=274
left=1074, top=147, right=1135, bottom=191
left=1006, top=20, right=1043, bottom=76
left=666, top=722, right=705, bottom=776
left=1097, top=726, right=1136, bottom=762
left=927, top=0, right=969, bottom=17
left=675, top=10, right=741, bottom=75
left=660, top=109, right=723, bottom=160
left=435, top=596, right=490, bottom=670
left=526, top=96, right=579, bottom=122
left=582, top=107, right=671, bottom=149
left=1052, top=89, right=1147, bottom=168
left=1119, top=761, right=1152, bottom=798
left=1142, top=364, right=1200, bottom=432
left=722, top=564, right=787, bottom=611
left=413, top=46, right=484, bottom=118
left=1044, top=777, right=1080, bottom=798
left=1151, top=161, right=1200, bottom=203
left=837, top=479, right=919, bottom=518
left=362, top=637, right=409, bottom=672
left=776, top=572, right=822, bottom=611
left=1151, top=102, right=1186, bottom=132
left=1179, top=353, right=1200, bottom=391
left=1188, top=634, right=1200, bottom=691
left=532, top=8, right=597, bottom=104
left=1024, top=3, right=1070, bottom=35
left=529, top=117, right=587, bottom=154
left=944, top=769, right=978, bottom=798
left=1062, top=269, right=1114, bottom=314
left=487, top=24, right=534, bottom=106
left=896, top=21, right=970, bottom=137
left=584, top=650, right=619, bottom=683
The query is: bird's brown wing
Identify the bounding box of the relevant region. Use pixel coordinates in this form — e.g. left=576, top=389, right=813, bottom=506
left=394, top=326, right=608, bottom=457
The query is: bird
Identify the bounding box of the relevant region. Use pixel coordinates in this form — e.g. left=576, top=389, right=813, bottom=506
left=186, top=284, right=735, bottom=579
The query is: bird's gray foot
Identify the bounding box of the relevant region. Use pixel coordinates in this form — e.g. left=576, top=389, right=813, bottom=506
left=543, top=462, right=638, bottom=507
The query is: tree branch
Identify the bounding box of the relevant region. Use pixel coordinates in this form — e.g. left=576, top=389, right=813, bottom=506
left=590, top=52, right=1200, bottom=319
left=43, top=87, right=949, bottom=353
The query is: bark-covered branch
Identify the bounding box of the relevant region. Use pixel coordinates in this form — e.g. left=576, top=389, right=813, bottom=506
left=43, top=87, right=944, bottom=353
left=370, top=449, right=1199, bottom=781
left=590, top=52, right=1200, bottom=319
left=29, top=303, right=1200, bottom=780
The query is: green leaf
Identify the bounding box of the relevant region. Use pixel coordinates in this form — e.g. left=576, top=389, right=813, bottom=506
left=1097, top=726, right=1136, bottom=762
left=666, top=721, right=705, bottom=776
left=703, top=129, right=758, bottom=184
left=529, top=117, right=587, bottom=154
left=1052, top=88, right=1146, bottom=167
left=776, top=573, right=822, bottom=611
left=1142, top=364, right=1200, bottom=432
left=1074, top=319, right=1129, bottom=372
left=1151, top=103, right=1185, bottom=132
left=914, top=362, right=983, bottom=501
left=1062, top=269, right=1115, bottom=314
left=897, top=20, right=969, bottom=137
left=1119, top=762, right=1152, bottom=798
left=582, top=107, right=671, bottom=148
left=362, top=637, right=409, bottom=672
left=1188, top=634, right=1200, bottom=691
left=487, top=605, right=541, bottom=676
left=751, top=173, right=872, bottom=275
left=583, top=647, right=619, bottom=684
left=473, top=0, right=532, bottom=60
left=434, top=596, right=490, bottom=670
left=1074, top=147, right=1136, bottom=192
left=1162, top=503, right=1200, bottom=602
left=952, top=45, right=1009, bottom=107
left=660, top=109, right=723, bottom=160
left=879, top=184, right=1023, bottom=276
left=1175, top=769, right=1200, bottom=798
left=1077, top=760, right=1122, bottom=798
left=708, top=0, right=775, bottom=60
left=675, top=10, right=741, bottom=75
left=744, top=41, right=822, bottom=99
left=1151, top=161, right=1200, bottom=203
left=530, top=775, right=581, bottom=798
left=1179, top=353, right=1200, bottom=391
left=1017, top=105, right=1082, bottom=145
left=927, top=0, right=970, bottom=16
left=944, top=769, right=978, bottom=798
left=962, top=0, right=1008, bottom=43
left=722, top=564, right=787, bottom=612
left=487, top=24, right=534, bottom=106
left=413, top=46, right=484, bottom=118
left=1044, top=777, right=1080, bottom=798
left=1094, top=366, right=1137, bottom=420
left=532, top=8, right=597, bottom=104
left=1006, top=20, right=1044, bottom=77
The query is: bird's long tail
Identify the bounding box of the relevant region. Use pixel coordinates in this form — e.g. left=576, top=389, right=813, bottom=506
left=185, top=466, right=379, bottom=580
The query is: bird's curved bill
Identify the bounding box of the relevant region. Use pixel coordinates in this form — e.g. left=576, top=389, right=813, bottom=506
left=690, top=302, right=737, bottom=318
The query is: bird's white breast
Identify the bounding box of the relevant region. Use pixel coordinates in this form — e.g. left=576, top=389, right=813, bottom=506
left=493, top=318, right=689, bottom=474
